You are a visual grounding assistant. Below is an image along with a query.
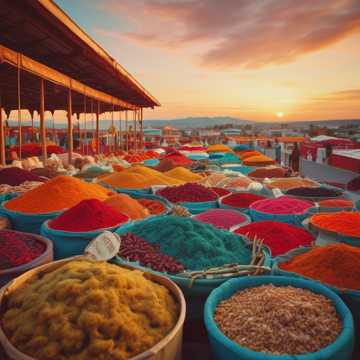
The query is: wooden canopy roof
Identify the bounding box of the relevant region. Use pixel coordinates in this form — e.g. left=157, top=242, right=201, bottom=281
left=0, top=0, right=160, bottom=109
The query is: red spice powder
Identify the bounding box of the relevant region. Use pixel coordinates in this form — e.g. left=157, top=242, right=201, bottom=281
left=119, top=232, right=184, bottom=274
left=211, top=187, right=231, bottom=197
left=194, top=209, right=248, bottom=230
left=221, top=192, right=266, bottom=209
left=157, top=183, right=218, bottom=203
left=235, top=221, right=314, bottom=257
left=250, top=196, right=313, bottom=214
left=0, top=230, right=46, bottom=269
left=279, top=243, right=360, bottom=290
left=318, top=199, right=353, bottom=208
left=137, top=198, right=166, bottom=215
left=49, top=199, right=129, bottom=232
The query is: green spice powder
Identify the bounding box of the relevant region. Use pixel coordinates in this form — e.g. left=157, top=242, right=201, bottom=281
left=128, top=216, right=251, bottom=270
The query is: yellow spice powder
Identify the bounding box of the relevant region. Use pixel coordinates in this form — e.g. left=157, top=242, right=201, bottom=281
left=164, top=167, right=203, bottom=182
left=3, top=260, right=178, bottom=360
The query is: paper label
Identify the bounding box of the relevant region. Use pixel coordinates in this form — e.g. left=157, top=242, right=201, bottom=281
left=272, top=188, right=283, bottom=198
left=84, top=231, right=121, bottom=261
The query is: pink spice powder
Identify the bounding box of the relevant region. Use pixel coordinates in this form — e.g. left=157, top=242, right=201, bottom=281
left=194, top=209, right=247, bottom=230
left=250, top=196, right=313, bottom=214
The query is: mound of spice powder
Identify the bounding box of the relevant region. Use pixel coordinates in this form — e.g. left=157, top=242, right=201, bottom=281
left=199, top=173, right=227, bottom=187
left=156, top=154, right=192, bottom=172
left=279, top=243, right=360, bottom=290
left=210, top=187, right=231, bottom=197
left=119, top=232, right=184, bottom=274
left=121, top=216, right=251, bottom=270
left=243, top=155, right=275, bottom=166
left=286, top=186, right=342, bottom=198
left=220, top=176, right=253, bottom=190
left=221, top=192, right=266, bottom=209
left=318, top=199, right=353, bottom=208
left=310, top=211, right=360, bottom=237
left=0, top=167, right=45, bottom=186
left=250, top=196, right=313, bottom=214
left=0, top=230, right=46, bottom=269
left=4, top=176, right=112, bottom=214
left=104, top=194, right=149, bottom=220
left=100, top=165, right=183, bottom=189
left=194, top=209, right=248, bottom=230
left=49, top=199, right=129, bottom=232
left=248, top=167, right=288, bottom=179
left=137, top=198, right=166, bottom=215
left=214, top=284, right=342, bottom=355
left=164, top=167, right=202, bottom=182
left=157, top=183, right=218, bottom=203
left=234, top=221, right=314, bottom=257
left=267, top=178, right=319, bottom=191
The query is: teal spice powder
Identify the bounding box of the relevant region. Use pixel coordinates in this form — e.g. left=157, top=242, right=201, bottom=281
left=125, top=216, right=251, bottom=270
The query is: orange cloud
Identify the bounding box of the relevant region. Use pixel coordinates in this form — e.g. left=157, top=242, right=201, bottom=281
left=312, top=89, right=360, bottom=102
left=109, top=0, right=360, bottom=68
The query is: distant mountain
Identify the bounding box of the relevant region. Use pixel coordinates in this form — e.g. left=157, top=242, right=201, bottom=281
left=286, top=119, right=360, bottom=128
left=143, top=117, right=253, bottom=129
left=6, top=117, right=360, bottom=130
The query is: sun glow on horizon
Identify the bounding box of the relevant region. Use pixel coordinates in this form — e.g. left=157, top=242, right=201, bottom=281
left=276, top=112, right=284, bottom=118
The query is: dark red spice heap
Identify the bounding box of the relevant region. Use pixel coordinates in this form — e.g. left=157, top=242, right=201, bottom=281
left=156, top=152, right=193, bottom=172
left=0, top=230, right=46, bottom=269
left=286, top=187, right=342, bottom=198
left=158, top=183, right=218, bottom=203
left=119, top=232, right=184, bottom=274
left=234, top=221, right=314, bottom=257
left=211, top=187, right=231, bottom=197
left=347, top=176, right=360, bottom=191
left=49, top=199, right=129, bottom=232
left=221, top=192, right=266, bottom=209
left=0, top=167, right=45, bottom=186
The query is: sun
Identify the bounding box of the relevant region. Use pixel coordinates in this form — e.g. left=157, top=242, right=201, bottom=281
left=276, top=112, right=284, bottom=118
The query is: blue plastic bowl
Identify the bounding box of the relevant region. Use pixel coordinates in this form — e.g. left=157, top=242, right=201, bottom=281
left=204, top=275, right=354, bottom=360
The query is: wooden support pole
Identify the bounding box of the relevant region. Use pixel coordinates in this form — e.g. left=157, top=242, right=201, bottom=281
left=140, top=108, right=144, bottom=150
left=17, top=54, right=22, bottom=160
left=31, top=111, right=35, bottom=142
left=96, top=101, right=100, bottom=154
left=67, top=86, right=73, bottom=165
left=82, top=93, right=86, bottom=155
left=0, top=95, right=5, bottom=166
left=52, top=113, right=56, bottom=144
left=39, top=78, right=47, bottom=160
left=84, top=99, right=87, bottom=155
left=133, top=110, right=137, bottom=152
left=125, top=110, right=129, bottom=152
left=119, top=110, right=122, bottom=150
left=111, top=103, right=115, bottom=153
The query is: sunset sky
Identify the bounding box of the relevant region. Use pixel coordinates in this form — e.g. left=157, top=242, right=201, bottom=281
left=54, top=0, right=360, bottom=122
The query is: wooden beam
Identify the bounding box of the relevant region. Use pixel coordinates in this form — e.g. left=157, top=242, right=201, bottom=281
left=67, top=86, right=73, bottom=164
left=96, top=101, right=100, bottom=154
left=39, top=78, right=47, bottom=160
left=1, top=44, right=138, bottom=110
left=0, top=95, right=5, bottom=166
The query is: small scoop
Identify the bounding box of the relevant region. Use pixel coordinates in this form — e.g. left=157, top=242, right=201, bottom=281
left=83, top=231, right=121, bottom=261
